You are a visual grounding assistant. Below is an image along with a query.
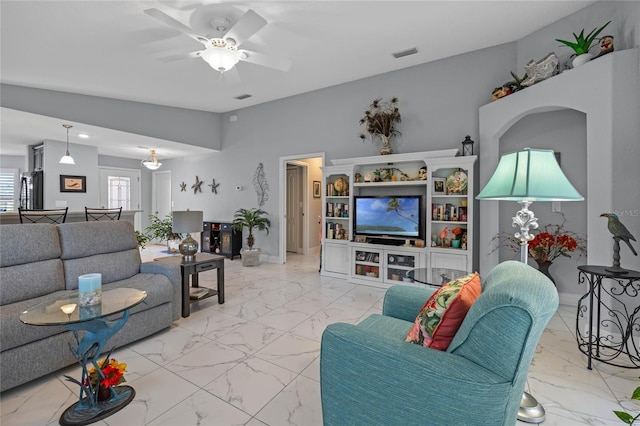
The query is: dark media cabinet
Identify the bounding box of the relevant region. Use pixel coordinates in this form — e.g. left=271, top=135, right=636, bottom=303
left=201, top=221, right=242, bottom=260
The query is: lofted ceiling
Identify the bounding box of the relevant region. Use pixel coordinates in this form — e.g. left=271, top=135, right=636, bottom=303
left=0, top=1, right=594, bottom=159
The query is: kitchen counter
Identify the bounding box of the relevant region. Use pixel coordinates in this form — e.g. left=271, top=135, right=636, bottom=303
left=0, top=210, right=140, bottom=224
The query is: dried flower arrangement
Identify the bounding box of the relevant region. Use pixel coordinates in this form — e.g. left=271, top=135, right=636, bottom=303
left=359, top=97, right=402, bottom=155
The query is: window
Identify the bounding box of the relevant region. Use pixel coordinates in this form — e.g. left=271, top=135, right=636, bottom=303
left=107, top=176, right=131, bottom=210
left=0, top=169, right=19, bottom=212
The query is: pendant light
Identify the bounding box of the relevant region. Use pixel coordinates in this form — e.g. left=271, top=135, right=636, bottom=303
left=142, top=149, right=162, bottom=170
left=59, top=124, right=75, bottom=165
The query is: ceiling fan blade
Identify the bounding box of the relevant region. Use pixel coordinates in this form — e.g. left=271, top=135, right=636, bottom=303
left=157, top=51, right=203, bottom=62
left=239, top=50, right=292, bottom=72
left=144, top=8, right=209, bottom=45
left=224, top=9, right=267, bottom=47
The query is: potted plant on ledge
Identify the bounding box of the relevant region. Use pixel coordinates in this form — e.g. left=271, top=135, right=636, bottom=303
left=556, top=20, right=610, bottom=68
left=232, top=208, right=271, bottom=266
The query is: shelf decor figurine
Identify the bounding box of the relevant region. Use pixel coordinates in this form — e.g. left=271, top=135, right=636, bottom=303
left=359, top=97, right=401, bottom=155
left=600, top=212, right=637, bottom=273
left=555, top=20, right=611, bottom=68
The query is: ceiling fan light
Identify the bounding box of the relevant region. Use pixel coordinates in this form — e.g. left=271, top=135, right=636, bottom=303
left=142, top=149, right=162, bottom=170
left=201, top=47, right=240, bottom=73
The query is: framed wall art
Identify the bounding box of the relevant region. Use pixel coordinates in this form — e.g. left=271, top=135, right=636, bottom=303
left=60, top=175, right=86, bottom=193
left=433, top=177, right=446, bottom=195
left=313, top=181, right=321, bottom=198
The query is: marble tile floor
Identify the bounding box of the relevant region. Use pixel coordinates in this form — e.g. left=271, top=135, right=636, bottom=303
left=1, top=247, right=638, bottom=425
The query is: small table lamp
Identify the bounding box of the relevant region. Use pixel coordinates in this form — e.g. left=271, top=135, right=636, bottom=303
left=172, top=210, right=203, bottom=262
left=477, top=147, right=583, bottom=423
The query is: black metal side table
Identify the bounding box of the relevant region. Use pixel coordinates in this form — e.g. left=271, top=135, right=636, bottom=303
left=576, top=265, right=640, bottom=370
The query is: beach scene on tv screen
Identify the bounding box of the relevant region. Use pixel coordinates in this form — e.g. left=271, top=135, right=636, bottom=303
left=356, top=197, right=420, bottom=237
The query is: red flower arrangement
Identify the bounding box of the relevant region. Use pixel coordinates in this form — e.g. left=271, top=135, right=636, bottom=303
left=491, top=214, right=586, bottom=264
left=451, top=227, right=463, bottom=237
left=528, top=231, right=581, bottom=263
left=85, top=358, right=127, bottom=389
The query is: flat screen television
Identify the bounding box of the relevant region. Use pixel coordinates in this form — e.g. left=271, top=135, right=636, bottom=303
left=354, top=195, right=423, bottom=240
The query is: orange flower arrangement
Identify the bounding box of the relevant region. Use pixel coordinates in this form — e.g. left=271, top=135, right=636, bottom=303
left=451, top=227, right=463, bottom=238
left=85, top=358, right=127, bottom=389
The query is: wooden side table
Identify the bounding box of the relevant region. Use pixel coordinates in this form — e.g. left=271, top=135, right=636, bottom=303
left=155, top=253, right=225, bottom=317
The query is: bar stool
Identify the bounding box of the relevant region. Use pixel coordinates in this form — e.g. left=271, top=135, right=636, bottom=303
left=18, top=208, right=68, bottom=224
left=85, top=207, right=122, bottom=221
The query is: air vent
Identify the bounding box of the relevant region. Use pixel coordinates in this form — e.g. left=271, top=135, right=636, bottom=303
left=234, top=94, right=252, bottom=100
left=393, top=47, right=418, bottom=59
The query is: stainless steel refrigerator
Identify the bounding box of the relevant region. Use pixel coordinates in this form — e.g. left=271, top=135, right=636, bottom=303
left=19, top=170, right=43, bottom=209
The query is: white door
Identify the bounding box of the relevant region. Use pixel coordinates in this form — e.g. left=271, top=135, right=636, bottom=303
left=99, top=167, right=141, bottom=231
left=152, top=171, right=172, bottom=219
left=286, top=165, right=303, bottom=253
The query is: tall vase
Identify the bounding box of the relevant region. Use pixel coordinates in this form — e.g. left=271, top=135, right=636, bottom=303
left=379, top=135, right=393, bottom=155
left=536, top=261, right=555, bottom=286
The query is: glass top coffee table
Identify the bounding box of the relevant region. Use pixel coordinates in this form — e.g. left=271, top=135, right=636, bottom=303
left=20, top=288, right=146, bottom=426
left=406, top=267, right=469, bottom=287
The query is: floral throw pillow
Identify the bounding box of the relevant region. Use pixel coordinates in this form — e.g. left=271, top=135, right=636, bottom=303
left=406, top=272, right=481, bottom=351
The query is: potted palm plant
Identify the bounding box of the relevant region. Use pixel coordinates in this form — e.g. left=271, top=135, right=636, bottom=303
left=556, top=20, right=610, bottom=68
left=232, top=208, right=271, bottom=266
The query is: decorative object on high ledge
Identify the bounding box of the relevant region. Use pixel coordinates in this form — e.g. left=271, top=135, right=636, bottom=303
left=461, top=136, right=475, bottom=156
left=521, top=52, right=559, bottom=87
left=141, top=149, right=162, bottom=170
left=600, top=212, right=637, bottom=273
left=232, top=207, right=271, bottom=266
left=595, top=35, right=614, bottom=58
left=359, top=97, right=401, bottom=155
left=59, top=124, right=75, bottom=165
left=172, top=210, right=204, bottom=262
left=555, top=20, right=611, bottom=68
left=478, top=147, right=584, bottom=424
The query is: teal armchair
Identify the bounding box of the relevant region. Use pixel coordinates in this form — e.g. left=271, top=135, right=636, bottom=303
left=320, top=261, right=558, bottom=426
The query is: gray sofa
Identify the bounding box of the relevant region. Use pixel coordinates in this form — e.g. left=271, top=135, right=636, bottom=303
left=0, top=220, right=181, bottom=392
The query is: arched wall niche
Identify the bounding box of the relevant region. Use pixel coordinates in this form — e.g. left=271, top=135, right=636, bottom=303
left=478, top=49, right=640, bottom=303
left=495, top=109, right=587, bottom=295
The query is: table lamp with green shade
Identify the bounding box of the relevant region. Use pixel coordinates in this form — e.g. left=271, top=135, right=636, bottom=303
left=477, top=147, right=584, bottom=423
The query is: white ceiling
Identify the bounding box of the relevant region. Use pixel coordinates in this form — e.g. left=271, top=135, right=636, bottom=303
left=0, top=1, right=594, bottom=159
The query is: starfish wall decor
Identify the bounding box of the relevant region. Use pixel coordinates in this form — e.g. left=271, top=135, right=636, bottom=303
left=191, top=176, right=203, bottom=194
left=208, top=178, right=220, bottom=194
left=179, top=182, right=187, bottom=192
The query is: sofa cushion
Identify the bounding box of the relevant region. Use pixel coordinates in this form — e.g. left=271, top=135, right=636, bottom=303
left=57, top=221, right=138, bottom=259
left=406, top=272, right=481, bottom=350
left=63, top=249, right=142, bottom=289
left=0, top=224, right=61, bottom=267
left=0, top=259, right=66, bottom=305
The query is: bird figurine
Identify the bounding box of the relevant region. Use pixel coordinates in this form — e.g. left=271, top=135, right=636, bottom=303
left=439, top=226, right=450, bottom=247
left=601, top=213, right=637, bottom=256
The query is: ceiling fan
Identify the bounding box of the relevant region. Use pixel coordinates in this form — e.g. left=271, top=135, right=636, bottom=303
left=144, top=8, right=291, bottom=75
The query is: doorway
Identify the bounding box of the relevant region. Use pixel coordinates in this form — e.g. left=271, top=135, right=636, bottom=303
left=278, top=153, right=325, bottom=264
left=286, top=163, right=305, bottom=254
left=152, top=170, right=172, bottom=219
left=99, top=167, right=141, bottom=231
